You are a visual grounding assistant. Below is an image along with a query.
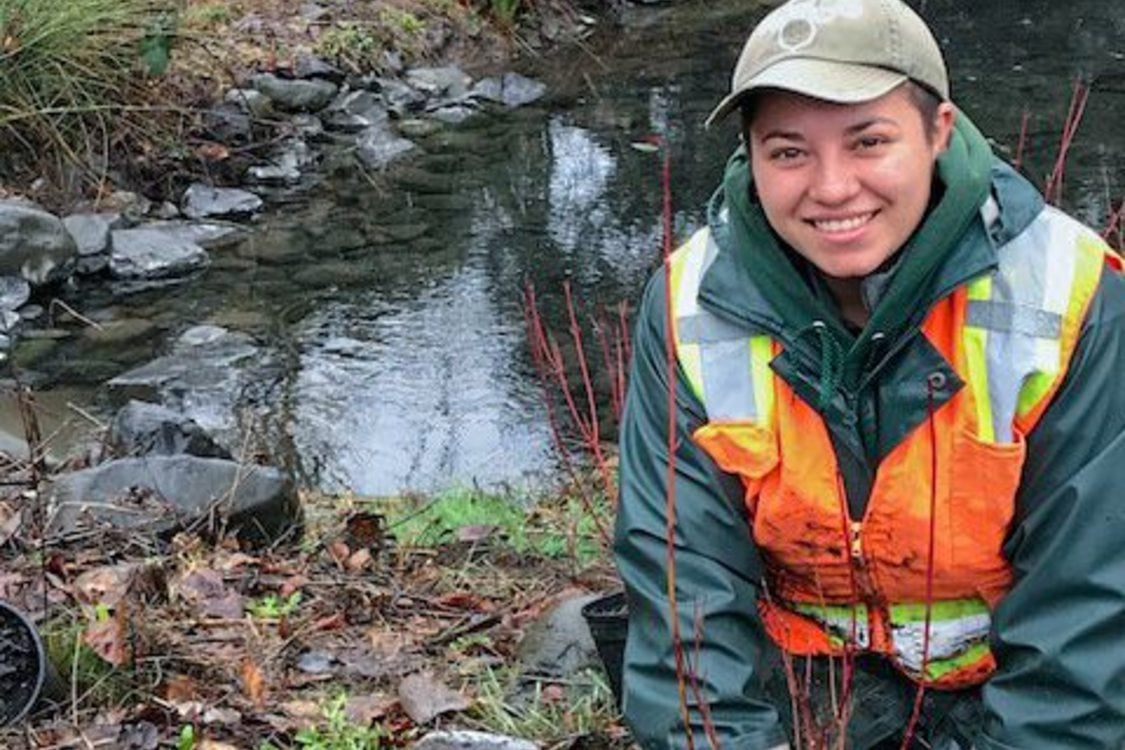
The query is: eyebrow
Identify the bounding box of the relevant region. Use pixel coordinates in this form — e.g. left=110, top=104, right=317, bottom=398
left=757, top=116, right=900, bottom=143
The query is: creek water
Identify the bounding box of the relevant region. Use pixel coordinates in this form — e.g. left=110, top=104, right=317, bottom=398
left=11, top=0, right=1123, bottom=496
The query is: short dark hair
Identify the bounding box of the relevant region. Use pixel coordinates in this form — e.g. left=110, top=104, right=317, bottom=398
left=738, top=80, right=945, bottom=143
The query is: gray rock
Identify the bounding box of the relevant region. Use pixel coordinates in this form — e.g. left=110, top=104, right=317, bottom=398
left=252, top=73, right=337, bottom=113
left=294, top=54, right=344, bottom=83
left=46, top=455, right=300, bottom=544
left=76, top=256, right=109, bottom=276
left=18, top=304, right=43, bottom=322
left=323, top=90, right=389, bottom=133
left=429, top=105, right=478, bottom=125
left=62, top=213, right=115, bottom=257
left=109, top=228, right=210, bottom=279
left=141, top=220, right=248, bottom=250
left=204, top=104, right=254, bottom=143
left=0, top=310, right=19, bottom=334
left=107, top=326, right=259, bottom=444
left=470, top=73, right=547, bottom=109
left=224, top=88, right=275, bottom=118
left=109, top=400, right=232, bottom=459
left=405, top=66, right=472, bottom=100
left=154, top=202, right=180, bottom=220
left=0, top=276, right=31, bottom=311
left=373, top=77, right=427, bottom=117
left=182, top=184, right=263, bottom=221
left=300, top=2, right=329, bottom=22
left=290, top=114, right=325, bottom=141
left=516, top=593, right=601, bottom=678
left=382, top=50, right=404, bottom=74
left=247, top=140, right=313, bottom=185
left=396, top=118, right=439, bottom=139
left=356, top=126, right=416, bottom=170
left=0, top=200, right=79, bottom=285
left=413, top=731, right=536, bottom=750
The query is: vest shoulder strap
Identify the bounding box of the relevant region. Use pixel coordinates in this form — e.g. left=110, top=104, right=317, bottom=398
left=964, top=205, right=1112, bottom=438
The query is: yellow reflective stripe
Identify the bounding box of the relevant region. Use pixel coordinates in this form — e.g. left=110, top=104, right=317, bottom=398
left=889, top=598, right=989, bottom=623
left=668, top=243, right=706, bottom=404
left=749, top=335, right=774, bottom=425
left=1016, top=233, right=1106, bottom=419
left=964, top=275, right=995, bottom=442
left=923, top=641, right=992, bottom=681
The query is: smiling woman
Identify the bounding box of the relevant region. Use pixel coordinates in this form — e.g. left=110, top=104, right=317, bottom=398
left=747, top=86, right=955, bottom=325
left=613, top=0, right=1125, bottom=748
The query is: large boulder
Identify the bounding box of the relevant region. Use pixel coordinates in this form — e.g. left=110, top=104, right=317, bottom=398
left=109, top=227, right=210, bottom=279
left=108, top=400, right=232, bottom=460
left=62, top=213, right=118, bottom=257
left=45, top=455, right=300, bottom=544
left=0, top=200, right=78, bottom=285
left=181, top=184, right=263, bottom=221
left=252, top=73, right=337, bottom=112
left=323, top=90, right=390, bottom=133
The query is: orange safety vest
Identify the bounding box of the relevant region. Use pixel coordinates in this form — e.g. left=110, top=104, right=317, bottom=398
left=668, top=203, right=1119, bottom=689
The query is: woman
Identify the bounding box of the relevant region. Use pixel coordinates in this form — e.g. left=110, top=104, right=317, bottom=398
left=614, top=0, right=1125, bottom=748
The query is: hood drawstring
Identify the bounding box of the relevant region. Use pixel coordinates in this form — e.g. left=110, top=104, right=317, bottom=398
left=793, top=320, right=845, bottom=413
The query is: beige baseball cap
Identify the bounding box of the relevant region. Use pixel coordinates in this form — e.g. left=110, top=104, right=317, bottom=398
left=706, top=0, right=950, bottom=127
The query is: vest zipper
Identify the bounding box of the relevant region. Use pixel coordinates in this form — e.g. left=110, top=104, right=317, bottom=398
left=849, top=521, right=864, bottom=563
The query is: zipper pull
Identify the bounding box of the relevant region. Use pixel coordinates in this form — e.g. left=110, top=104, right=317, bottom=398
left=849, top=521, right=864, bottom=563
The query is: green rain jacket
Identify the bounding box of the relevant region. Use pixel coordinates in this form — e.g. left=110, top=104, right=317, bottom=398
left=614, top=116, right=1125, bottom=749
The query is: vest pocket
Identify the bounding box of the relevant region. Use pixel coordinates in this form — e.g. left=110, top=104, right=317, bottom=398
left=692, top=421, right=779, bottom=491
left=949, top=426, right=1025, bottom=602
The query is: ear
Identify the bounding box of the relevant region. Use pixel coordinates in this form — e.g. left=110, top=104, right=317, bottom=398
left=932, top=102, right=957, bottom=154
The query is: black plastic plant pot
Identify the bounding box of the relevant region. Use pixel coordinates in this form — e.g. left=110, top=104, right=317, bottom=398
left=0, top=601, right=57, bottom=727
left=582, top=590, right=628, bottom=709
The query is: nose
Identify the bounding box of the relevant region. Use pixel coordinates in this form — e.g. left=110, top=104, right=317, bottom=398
left=808, top=151, right=859, bottom=205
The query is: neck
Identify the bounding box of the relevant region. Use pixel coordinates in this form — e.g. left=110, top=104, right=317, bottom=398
left=823, top=275, right=869, bottom=328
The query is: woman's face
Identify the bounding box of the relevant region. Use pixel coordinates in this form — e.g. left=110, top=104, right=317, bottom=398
left=748, top=86, right=955, bottom=279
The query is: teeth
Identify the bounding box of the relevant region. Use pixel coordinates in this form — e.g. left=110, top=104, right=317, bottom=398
left=814, top=212, right=874, bottom=233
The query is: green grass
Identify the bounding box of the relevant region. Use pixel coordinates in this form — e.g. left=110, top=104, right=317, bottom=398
left=0, top=0, right=176, bottom=183
left=260, top=692, right=383, bottom=750
left=377, top=488, right=610, bottom=566
left=468, top=666, right=620, bottom=742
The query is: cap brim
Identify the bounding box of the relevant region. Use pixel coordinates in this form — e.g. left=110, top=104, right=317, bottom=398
left=704, top=58, right=908, bottom=128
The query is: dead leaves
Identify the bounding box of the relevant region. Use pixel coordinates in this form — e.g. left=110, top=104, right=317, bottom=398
left=240, top=658, right=267, bottom=709
left=397, top=671, right=472, bottom=725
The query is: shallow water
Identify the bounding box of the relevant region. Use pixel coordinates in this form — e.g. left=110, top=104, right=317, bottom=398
left=14, top=0, right=1123, bottom=496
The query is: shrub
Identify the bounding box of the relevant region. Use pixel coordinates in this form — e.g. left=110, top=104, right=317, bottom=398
left=0, top=0, right=175, bottom=191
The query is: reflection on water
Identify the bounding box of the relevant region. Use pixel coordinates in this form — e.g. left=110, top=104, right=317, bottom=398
left=15, top=0, right=1121, bottom=496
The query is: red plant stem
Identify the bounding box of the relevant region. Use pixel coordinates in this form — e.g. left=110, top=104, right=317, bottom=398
left=1044, top=80, right=1089, bottom=206
left=653, top=133, right=697, bottom=750
left=562, top=280, right=617, bottom=498
left=898, top=387, right=940, bottom=750
left=1103, top=198, right=1124, bottom=246
left=522, top=282, right=611, bottom=544
left=593, top=312, right=624, bottom=421
left=1013, top=110, right=1030, bottom=171
left=692, top=601, right=723, bottom=750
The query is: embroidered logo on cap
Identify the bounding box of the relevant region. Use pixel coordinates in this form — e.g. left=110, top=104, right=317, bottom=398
left=758, top=0, right=866, bottom=52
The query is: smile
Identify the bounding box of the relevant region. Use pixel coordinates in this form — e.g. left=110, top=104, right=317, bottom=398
left=808, top=211, right=878, bottom=234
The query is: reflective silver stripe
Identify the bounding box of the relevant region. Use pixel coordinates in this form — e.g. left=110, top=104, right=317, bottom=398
left=701, top=339, right=757, bottom=420
left=678, top=313, right=754, bottom=344
left=965, top=207, right=1087, bottom=442
left=672, top=230, right=764, bottom=421
left=965, top=300, right=1061, bottom=337
left=891, top=614, right=991, bottom=673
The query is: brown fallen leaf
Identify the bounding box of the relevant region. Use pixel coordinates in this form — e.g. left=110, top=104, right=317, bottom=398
left=397, top=671, right=471, bottom=724
left=327, top=541, right=350, bottom=567
left=346, top=547, right=372, bottom=572
left=0, top=501, right=20, bottom=547
left=345, top=693, right=395, bottom=726
left=199, top=741, right=242, bottom=750
left=240, top=658, right=266, bottom=708
left=195, top=142, right=231, bottom=162
left=456, top=524, right=498, bottom=543
left=84, top=613, right=129, bottom=666
left=163, top=675, right=200, bottom=703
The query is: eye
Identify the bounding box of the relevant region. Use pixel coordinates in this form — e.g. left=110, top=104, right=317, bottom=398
left=769, top=146, right=805, bottom=162
left=855, top=135, right=888, bottom=150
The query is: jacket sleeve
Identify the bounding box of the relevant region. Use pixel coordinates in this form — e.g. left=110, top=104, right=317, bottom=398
left=978, top=268, right=1125, bottom=749
left=614, top=271, right=789, bottom=750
